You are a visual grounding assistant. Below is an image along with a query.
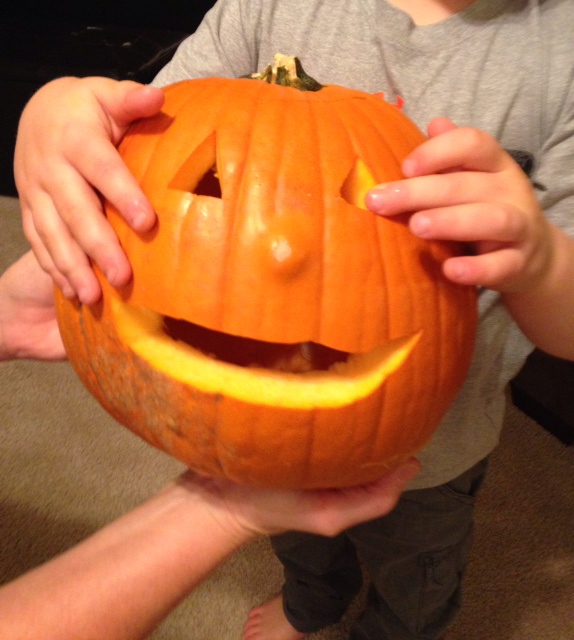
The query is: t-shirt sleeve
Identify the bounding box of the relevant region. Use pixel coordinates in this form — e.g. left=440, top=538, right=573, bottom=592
left=536, top=102, right=574, bottom=238
left=152, top=0, right=259, bottom=86
left=534, top=15, right=574, bottom=238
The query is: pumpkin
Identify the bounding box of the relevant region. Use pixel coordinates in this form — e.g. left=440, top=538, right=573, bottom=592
left=55, top=55, right=477, bottom=488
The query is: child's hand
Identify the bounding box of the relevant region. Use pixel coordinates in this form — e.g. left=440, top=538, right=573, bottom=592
left=14, top=77, right=165, bottom=304
left=366, top=118, right=554, bottom=295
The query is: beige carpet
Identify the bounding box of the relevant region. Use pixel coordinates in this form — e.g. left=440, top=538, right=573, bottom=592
left=2, top=195, right=574, bottom=639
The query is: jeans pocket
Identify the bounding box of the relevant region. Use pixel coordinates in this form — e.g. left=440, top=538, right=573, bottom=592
left=436, top=457, right=490, bottom=506
left=417, top=545, right=465, bottom=636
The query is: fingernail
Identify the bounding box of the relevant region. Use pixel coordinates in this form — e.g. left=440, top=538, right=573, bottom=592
left=365, top=182, right=405, bottom=215
left=132, top=211, right=150, bottom=230
left=366, top=184, right=402, bottom=214
left=106, top=266, right=118, bottom=285
left=402, top=158, right=417, bottom=177
left=129, top=200, right=153, bottom=230
left=448, top=260, right=468, bottom=282
left=410, top=214, right=431, bottom=237
left=366, top=188, right=387, bottom=214
left=77, top=286, right=92, bottom=304
left=62, top=284, right=76, bottom=299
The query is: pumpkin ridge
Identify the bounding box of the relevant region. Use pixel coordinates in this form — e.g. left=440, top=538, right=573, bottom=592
left=181, top=81, right=232, bottom=321
left=221, top=78, right=281, bottom=332
left=353, top=96, right=426, bottom=339
left=310, top=95, right=343, bottom=349
left=206, top=78, right=258, bottom=330
left=307, top=95, right=327, bottom=346
left=349, top=96, right=446, bottom=421
left=323, top=94, right=394, bottom=351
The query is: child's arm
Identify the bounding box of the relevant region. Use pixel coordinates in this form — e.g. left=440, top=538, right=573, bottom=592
left=367, top=118, right=574, bottom=360
left=14, top=0, right=254, bottom=308
left=14, top=76, right=165, bottom=304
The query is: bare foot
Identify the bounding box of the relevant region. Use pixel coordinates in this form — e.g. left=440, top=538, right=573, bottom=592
left=243, top=594, right=307, bottom=640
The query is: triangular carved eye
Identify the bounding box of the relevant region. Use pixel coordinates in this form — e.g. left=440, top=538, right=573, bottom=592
left=195, top=166, right=222, bottom=198
left=169, top=132, right=222, bottom=198
left=341, top=157, right=377, bottom=210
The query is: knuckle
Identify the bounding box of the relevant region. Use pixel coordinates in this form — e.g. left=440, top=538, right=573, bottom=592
left=90, top=153, right=121, bottom=181
left=57, top=200, right=86, bottom=226
left=498, top=204, right=525, bottom=240
left=21, top=214, right=38, bottom=243
left=82, top=235, right=114, bottom=260
left=461, top=126, right=493, bottom=152
left=52, top=253, right=80, bottom=279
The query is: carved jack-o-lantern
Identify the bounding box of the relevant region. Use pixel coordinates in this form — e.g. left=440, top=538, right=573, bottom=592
left=55, top=56, right=477, bottom=488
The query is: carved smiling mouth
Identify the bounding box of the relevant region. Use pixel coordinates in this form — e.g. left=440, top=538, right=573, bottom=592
left=164, top=316, right=351, bottom=372
left=112, top=296, right=421, bottom=410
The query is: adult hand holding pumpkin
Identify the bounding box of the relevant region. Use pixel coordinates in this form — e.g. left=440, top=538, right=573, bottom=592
left=181, top=459, right=421, bottom=538
left=0, top=459, right=420, bottom=640
left=14, top=76, right=163, bottom=304
left=0, top=251, right=66, bottom=361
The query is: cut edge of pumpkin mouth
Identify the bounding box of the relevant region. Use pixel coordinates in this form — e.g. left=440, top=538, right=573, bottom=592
left=112, top=296, right=421, bottom=410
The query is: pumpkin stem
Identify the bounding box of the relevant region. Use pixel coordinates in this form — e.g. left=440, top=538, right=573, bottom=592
left=248, top=54, right=323, bottom=92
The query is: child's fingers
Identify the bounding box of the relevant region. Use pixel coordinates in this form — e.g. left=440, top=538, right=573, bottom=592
left=443, top=249, right=527, bottom=288
left=407, top=203, right=526, bottom=244
left=367, top=171, right=509, bottom=217
left=100, top=80, right=165, bottom=128
left=63, top=130, right=156, bottom=233
left=78, top=80, right=162, bottom=230
left=26, top=241, right=76, bottom=300
left=24, top=212, right=92, bottom=303
left=426, top=117, right=458, bottom=138
left=22, top=185, right=119, bottom=304
left=25, top=200, right=104, bottom=304
left=21, top=143, right=138, bottom=301
left=46, top=170, right=133, bottom=288
left=402, top=126, right=514, bottom=178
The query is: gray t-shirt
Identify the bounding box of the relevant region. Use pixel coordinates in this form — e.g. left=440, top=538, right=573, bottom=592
left=153, top=0, right=574, bottom=488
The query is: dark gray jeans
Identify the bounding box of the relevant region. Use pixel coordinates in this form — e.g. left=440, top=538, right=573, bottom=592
left=271, top=457, right=489, bottom=640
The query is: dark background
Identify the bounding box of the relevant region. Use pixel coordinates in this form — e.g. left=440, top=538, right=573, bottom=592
left=0, top=1, right=216, bottom=196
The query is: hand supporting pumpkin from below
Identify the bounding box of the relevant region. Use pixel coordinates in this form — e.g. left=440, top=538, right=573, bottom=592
left=55, top=55, right=478, bottom=489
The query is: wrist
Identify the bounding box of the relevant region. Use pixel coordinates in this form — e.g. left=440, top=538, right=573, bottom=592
left=173, top=472, right=256, bottom=548
left=502, top=224, right=574, bottom=358
left=504, top=224, right=567, bottom=299
left=0, top=280, right=14, bottom=361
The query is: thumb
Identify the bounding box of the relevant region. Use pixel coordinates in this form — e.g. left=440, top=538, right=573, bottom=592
left=107, top=81, right=166, bottom=127
left=427, top=116, right=458, bottom=138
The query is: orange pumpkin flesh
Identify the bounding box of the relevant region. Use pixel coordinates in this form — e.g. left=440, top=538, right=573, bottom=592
left=55, top=56, right=478, bottom=488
